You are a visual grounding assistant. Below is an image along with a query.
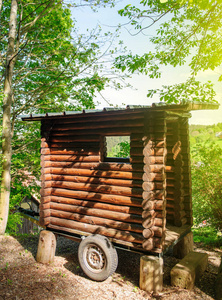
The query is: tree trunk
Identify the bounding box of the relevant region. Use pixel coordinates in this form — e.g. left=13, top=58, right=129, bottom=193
left=0, top=0, right=18, bottom=235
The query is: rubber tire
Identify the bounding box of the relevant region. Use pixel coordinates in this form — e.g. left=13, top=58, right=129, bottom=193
left=78, top=234, right=118, bottom=281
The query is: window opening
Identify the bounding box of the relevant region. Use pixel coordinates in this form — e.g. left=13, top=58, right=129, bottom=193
left=103, top=136, right=130, bottom=163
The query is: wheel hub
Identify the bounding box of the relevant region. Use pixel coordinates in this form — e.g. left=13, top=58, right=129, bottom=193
left=85, top=245, right=105, bottom=271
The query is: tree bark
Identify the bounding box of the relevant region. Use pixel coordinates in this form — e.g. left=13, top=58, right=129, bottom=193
left=0, top=0, right=18, bottom=235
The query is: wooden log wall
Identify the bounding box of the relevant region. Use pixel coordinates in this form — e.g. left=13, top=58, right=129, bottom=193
left=141, top=111, right=167, bottom=252
left=166, top=117, right=189, bottom=226
left=39, top=108, right=192, bottom=253
left=39, top=110, right=149, bottom=250
left=178, top=118, right=193, bottom=225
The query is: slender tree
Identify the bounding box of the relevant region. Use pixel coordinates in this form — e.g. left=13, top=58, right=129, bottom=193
left=1, top=0, right=18, bottom=235
left=0, top=0, right=120, bottom=234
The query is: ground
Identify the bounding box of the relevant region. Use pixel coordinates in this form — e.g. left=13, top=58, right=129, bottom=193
left=0, top=234, right=221, bottom=300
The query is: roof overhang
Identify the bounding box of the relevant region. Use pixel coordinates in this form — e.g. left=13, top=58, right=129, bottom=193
left=21, top=102, right=220, bottom=122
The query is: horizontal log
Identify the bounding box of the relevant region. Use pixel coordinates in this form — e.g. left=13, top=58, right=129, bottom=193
left=41, top=148, right=99, bottom=156
left=46, top=167, right=144, bottom=180
left=131, top=147, right=164, bottom=156
left=44, top=155, right=100, bottom=162
left=40, top=202, right=50, bottom=210
left=131, top=133, right=165, bottom=142
left=142, top=210, right=163, bottom=219
left=50, top=217, right=144, bottom=244
left=47, top=117, right=145, bottom=130
left=43, top=174, right=143, bottom=188
left=49, top=209, right=143, bottom=233
left=42, top=161, right=144, bottom=172
left=166, top=173, right=175, bottom=179
left=129, top=156, right=144, bottom=164
left=49, top=202, right=142, bottom=224
left=143, top=172, right=165, bottom=182
left=143, top=164, right=164, bottom=173
left=142, top=237, right=162, bottom=250
left=142, top=200, right=165, bottom=211
left=154, top=218, right=163, bottom=227
left=142, top=215, right=163, bottom=228
left=141, top=200, right=155, bottom=211
left=43, top=181, right=143, bottom=198
left=142, top=238, right=153, bottom=250
left=42, top=188, right=143, bottom=207
left=142, top=228, right=154, bottom=239
left=166, top=166, right=174, bottom=172
left=44, top=135, right=100, bottom=143
left=138, top=217, right=163, bottom=230
left=143, top=226, right=163, bottom=238
left=166, top=180, right=175, bottom=187
left=166, top=202, right=175, bottom=209
left=39, top=216, right=50, bottom=227
left=131, top=140, right=164, bottom=148
left=40, top=209, right=50, bottom=218
left=174, top=217, right=187, bottom=227
left=166, top=209, right=175, bottom=216
left=50, top=195, right=143, bottom=215
left=166, top=196, right=175, bottom=201
left=40, top=195, right=51, bottom=204
left=169, top=139, right=189, bottom=147
left=144, top=156, right=165, bottom=165
left=46, top=127, right=143, bottom=136
left=166, top=160, right=185, bottom=168
left=166, top=187, right=175, bottom=195
left=142, top=181, right=164, bottom=191
left=41, top=141, right=100, bottom=148
left=174, top=210, right=186, bottom=219
left=142, top=190, right=164, bottom=201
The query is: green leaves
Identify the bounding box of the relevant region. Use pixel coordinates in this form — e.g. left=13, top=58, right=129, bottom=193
left=117, top=0, right=221, bottom=104
left=1, top=0, right=122, bottom=234
left=191, top=141, right=222, bottom=230
left=147, top=78, right=217, bottom=104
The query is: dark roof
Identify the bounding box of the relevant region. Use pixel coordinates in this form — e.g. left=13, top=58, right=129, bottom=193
left=21, top=102, right=219, bottom=122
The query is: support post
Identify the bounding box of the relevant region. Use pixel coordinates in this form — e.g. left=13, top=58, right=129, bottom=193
left=36, top=230, right=57, bottom=264
left=216, top=258, right=222, bottom=300
left=173, top=232, right=193, bottom=259
left=140, top=255, right=163, bottom=293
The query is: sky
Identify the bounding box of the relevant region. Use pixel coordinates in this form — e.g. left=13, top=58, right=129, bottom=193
left=73, top=2, right=222, bottom=125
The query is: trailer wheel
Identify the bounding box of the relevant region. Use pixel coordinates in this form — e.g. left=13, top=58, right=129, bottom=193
left=78, top=234, right=118, bottom=281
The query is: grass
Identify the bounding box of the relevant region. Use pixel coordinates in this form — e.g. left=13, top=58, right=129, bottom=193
left=215, top=139, right=222, bottom=148
left=192, top=226, right=222, bottom=248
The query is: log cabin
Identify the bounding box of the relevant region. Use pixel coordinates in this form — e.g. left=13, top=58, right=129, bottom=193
left=22, top=102, right=219, bottom=283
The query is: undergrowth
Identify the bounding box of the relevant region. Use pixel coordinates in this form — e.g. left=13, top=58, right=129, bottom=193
left=192, top=226, right=222, bottom=248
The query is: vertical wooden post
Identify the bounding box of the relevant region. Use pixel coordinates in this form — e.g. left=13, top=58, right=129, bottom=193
left=36, top=230, right=57, bottom=264
left=140, top=255, right=163, bottom=293
left=216, top=258, right=222, bottom=300
left=40, top=120, right=52, bottom=227
left=173, top=232, right=193, bottom=259
left=180, top=117, right=193, bottom=226
left=142, top=111, right=167, bottom=251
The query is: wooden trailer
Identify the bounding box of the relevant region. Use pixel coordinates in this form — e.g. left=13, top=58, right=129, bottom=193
left=22, top=102, right=218, bottom=285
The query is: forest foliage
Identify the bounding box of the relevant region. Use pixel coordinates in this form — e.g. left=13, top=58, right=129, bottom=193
left=116, top=0, right=221, bottom=104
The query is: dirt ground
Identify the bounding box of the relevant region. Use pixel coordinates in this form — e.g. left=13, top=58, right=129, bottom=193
left=0, top=234, right=221, bottom=300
